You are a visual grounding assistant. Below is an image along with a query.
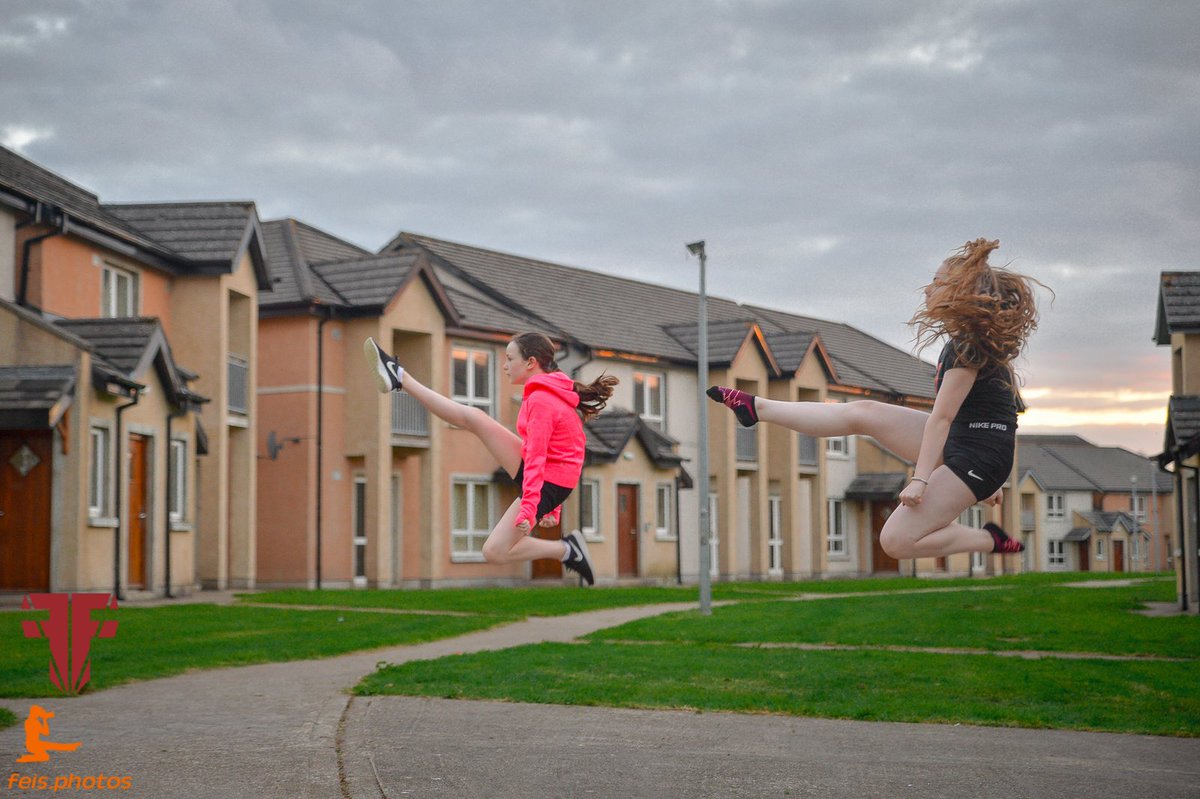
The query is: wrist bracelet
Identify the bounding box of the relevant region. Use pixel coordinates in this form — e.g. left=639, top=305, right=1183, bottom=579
left=910, top=477, right=929, bottom=486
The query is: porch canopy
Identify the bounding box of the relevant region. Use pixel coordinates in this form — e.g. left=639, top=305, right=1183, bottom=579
left=0, top=365, right=76, bottom=429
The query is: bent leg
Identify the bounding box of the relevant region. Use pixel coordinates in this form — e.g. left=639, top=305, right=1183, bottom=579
left=401, top=372, right=523, bottom=477
left=756, top=398, right=929, bottom=463
left=481, top=499, right=569, bottom=564
left=878, top=466, right=993, bottom=558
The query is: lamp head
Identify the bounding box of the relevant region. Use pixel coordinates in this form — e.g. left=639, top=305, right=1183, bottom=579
left=686, top=241, right=705, bottom=256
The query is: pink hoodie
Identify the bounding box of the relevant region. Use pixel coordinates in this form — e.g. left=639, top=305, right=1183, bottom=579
left=516, top=371, right=585, bottom=526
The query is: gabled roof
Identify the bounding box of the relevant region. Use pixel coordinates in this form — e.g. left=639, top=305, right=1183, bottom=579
left=260, top=218, right=349, bottom=309
left=1018, top=435, right=1172, bottom=493
left=763, top=330, right=840, bottom=382
left=1155, top=272, right=1200, bottom=345
left=388, top=233, right=935, bottom=397
left=845, top=472, right=908, bottom=501
left=0, top=365, right=77, bottom=429
left=103, top=202, right=270, bottom=290
left=584, top=409, right=682, bottom=469
left=1073, top=510, right=1136, bottom=533
left=746, top=303, right=936, bottom=400
left=53, top=317, right=206, bottom=407
left=1162, top=395, right=1200, bottom=465
left=311, top=252, right=459, bottom=322
left=661, top=319, right=780, bottom=373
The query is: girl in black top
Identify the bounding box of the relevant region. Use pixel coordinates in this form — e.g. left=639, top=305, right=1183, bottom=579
left=709, top=238, right=1045, bottom=559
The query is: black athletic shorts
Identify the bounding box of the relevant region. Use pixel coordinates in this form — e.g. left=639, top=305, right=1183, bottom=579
left=942, top=420, right=1015, bottom=502
left=510, top=460, right=573, bottom=522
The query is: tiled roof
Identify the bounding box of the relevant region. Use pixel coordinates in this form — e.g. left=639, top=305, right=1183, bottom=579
left=53, top=317, right=203, bottom=405
left=584, top=409, right=682, bottom=468
left=763, top=330, right=817, bottom=374
left=844, top=472, right=908, bottom=501
left=746, top=304, right=936, bottom=399
left=1155, top=272, right=1200, bottom=344
left=260, top=219, right=348, bottom=308
left=661, top=319, right=760, bottom=367
left=310, top=252, right=424, bottom=310
left=103, top=202, right=259, bottom=267
left=1164, top=395, right=1200, bottom=462
left=0, top=365, right=77, bottom=429
left=1073, top=510, right=1135, bottom=533
left=0, top=145, right=181, bottom=262
left=392, top=233, right=935, bottom=397
left=1018, top=436, right=1172, bottom=493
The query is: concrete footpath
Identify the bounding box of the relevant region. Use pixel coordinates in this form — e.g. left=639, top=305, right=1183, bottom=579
left=3, top=600, right=1199, bottom=799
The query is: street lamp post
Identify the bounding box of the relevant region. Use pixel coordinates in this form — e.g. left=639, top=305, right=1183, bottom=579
left=686, top=240, right=712, bottom=615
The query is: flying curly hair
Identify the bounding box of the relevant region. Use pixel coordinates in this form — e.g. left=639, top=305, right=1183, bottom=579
left=910, top=238, right=1050, bottom=380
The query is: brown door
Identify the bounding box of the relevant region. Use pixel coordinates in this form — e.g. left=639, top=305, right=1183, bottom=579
left=617, top=485, right=639, bottom=577
left=871, top=501, right=899, bottom=573
left=1079, top=541, right=1089, bottom=572
left=128, top=434, right=148, bottom=589
left=1113, top=540, right=1125, bottom=573
left=530, top=515, right=563, bottom=579
left=0, top=431, right=52, bottom=590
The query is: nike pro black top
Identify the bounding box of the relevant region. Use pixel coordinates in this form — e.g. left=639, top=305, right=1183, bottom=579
left=934, top=340, right=1019, bottom=427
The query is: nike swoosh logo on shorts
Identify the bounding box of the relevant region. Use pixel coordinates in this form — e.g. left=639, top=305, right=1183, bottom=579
left=967, top=469, right=983, bottom=481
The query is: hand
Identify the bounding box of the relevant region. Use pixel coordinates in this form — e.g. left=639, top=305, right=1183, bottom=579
left=516, top=518, right=532, bottom=534
left=984, top=487, right=1003, bottom=507
left=898, top=479, right=926, bottom=507
left=538, top=516, right=558, bottom=528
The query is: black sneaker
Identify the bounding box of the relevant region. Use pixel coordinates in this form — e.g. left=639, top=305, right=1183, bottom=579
left=364, top=337, right=403, bottom=393
left=561, top=531, right=595, bottom=586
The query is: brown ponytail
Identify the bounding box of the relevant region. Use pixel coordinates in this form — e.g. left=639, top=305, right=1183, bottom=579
left=510, top=332, right=619, bottom=420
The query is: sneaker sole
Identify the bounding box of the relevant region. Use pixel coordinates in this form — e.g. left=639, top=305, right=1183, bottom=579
left=567, top=533, right=595, bottom=586
left=363, top=337, right=393, bottom=394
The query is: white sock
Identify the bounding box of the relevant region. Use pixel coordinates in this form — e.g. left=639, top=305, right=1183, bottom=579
left=560, top=540, right=572, bottom=562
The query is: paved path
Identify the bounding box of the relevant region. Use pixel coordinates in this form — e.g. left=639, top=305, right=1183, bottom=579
left=3, top=594, right=1198, bottom=799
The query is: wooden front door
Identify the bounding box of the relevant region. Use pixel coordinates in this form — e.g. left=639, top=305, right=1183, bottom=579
left=530, top=513, right=563, bottom=579
left=0, top=431, right=52, bottom=590
left=871, top=501, right=900, bottom=573
left=1078, top=541, right=1089, bottom=572
left=128, top=434, right=148, bottom=589
left=1113, top=539, right=1125, bottom=573
left=617, top=484, right=639, bottom=577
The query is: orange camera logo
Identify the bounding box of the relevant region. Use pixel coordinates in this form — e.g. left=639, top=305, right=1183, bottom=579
left=21, top=593, right=118, bottom=695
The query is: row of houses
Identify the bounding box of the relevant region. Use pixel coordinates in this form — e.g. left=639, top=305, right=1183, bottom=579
left=0, top=144, right=1175, bottom=598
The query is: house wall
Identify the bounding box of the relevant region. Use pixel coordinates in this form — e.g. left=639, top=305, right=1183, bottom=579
left=0, top=206, right=15, bottom=303
left=1098, top=491, right=1174, bottom=572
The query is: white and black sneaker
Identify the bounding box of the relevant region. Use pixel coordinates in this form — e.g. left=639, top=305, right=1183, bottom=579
left=364, top=337, right=404, bottom=393
left=561, top=530, right=595, bottom=587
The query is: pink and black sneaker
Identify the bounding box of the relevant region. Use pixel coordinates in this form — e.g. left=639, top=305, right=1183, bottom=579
left=706, top=385, right=758, bottom=428
left=984, top=522, right=1024, bottom=554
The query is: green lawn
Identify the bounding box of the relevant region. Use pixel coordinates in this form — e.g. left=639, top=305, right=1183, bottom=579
left=0, top=707, right=15, bottom=731
left=1, top=604, right=498, bottom=698
left=354, top=575, right=1200, bottom=737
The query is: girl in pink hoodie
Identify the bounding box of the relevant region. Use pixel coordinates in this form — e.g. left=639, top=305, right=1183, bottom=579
left=365, top=332, right=616, bottom=585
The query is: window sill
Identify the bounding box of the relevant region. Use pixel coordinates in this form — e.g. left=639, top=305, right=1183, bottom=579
left=88, top=517, right=118, bottom=529
left=654, top=533, right=676, bottom=542
left=583, top=534, right=604, bottom=544
left=450, top=553, right=487, bottom=564
left=170, top=522, right=193, bottom=532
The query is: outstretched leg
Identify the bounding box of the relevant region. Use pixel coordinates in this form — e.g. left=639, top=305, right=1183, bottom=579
left=481, top=498, right=570, bottom=563
left=366, top=338, right=523, bottom=476
left=709, top=387, right=929, bottom=463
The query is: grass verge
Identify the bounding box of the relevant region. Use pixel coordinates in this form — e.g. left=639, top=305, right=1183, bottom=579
left=0, top=707, right=15, bottom=731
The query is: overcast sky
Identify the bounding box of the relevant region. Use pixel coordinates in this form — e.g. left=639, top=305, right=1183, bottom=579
left=3, top=0, right=1197, bottom=455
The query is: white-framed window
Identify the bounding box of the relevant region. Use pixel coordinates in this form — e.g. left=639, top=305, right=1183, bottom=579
left=1046, top=494, right=1065, bottom=519
left=1131, top=535, right=1143, bottom=561
left=768, top=494, right=783, bottom=575
left=655, top=482, right=672, bottom=538
left=1096, top=537, right=1106, bottom=560
left=88, top=425, right=110, bottom=518
left=633, top=371, right=665, bottom=430
left=708, top=493, right=720, bottom=576
left=1132, top=495, right=1147, bottom=522
left=452, top=347, right=493, bottom=413
left=451, top=477, right=494, bottom=561
left=824, top=399, right=848, bottom=457
left=827, top=498, right=846, bottom=555
left=580, top=479, right=600, bottom=539
left=101, top=263, right=138, bottom=318
left=1048, top=539, right=1065, bottom=566
left=353, top=478, right=368, bottom=586
left=972, top=551, right=986, bottom=571
left=960, top=505, right=983, bottom=528
left=168, top=438, right=187, bottom=522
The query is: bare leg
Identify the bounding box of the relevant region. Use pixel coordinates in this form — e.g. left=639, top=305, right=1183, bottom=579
left=879, top=466, right=993, bottom=558
left=401, top=372, right=523, bottom=477
left=481, top=498, right=568, bottom=564
left=756, top=398, right=929, bottom=463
